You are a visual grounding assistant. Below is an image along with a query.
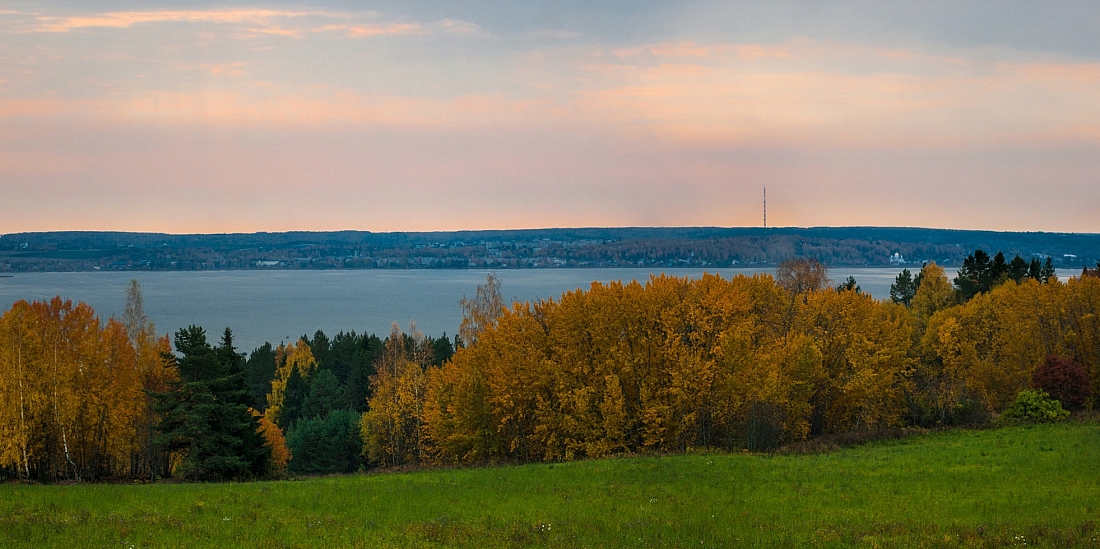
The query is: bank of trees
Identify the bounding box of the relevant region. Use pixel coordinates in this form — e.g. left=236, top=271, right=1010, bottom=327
left=248, top=325, right=454, bottom=475
left=3, top=256, right=1098, bottom=481
left=363, top=259, right=1098, bottom=467
left=0, top=280, right=456, bottom=481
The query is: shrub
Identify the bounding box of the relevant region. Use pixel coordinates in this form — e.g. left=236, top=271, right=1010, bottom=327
left=1001, top=389, right=1069, bottom=423
left=1032, top=356, right=1091, bottom=411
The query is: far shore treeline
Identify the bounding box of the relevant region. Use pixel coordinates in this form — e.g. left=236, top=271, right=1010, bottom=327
left=1, top=251, right=1098, bottom=482
left=4, top=227, right=1100, bottom=272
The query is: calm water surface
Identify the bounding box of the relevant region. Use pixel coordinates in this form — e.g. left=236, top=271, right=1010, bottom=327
left=0, top=267, right=946, bottom=352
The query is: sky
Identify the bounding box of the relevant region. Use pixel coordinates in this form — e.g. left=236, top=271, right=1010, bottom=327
left=1, top=1, right=1098, bottom=234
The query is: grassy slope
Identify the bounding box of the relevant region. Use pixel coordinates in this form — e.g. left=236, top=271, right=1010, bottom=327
left=2, top=422, right=1099, bottom=548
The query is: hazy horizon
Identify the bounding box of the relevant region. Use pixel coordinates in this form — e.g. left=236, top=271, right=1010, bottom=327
left=5, top=224, right=1100, bottom=237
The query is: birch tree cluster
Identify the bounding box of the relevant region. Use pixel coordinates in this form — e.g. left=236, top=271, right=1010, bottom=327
left=0, top=288, right=174, bottom=481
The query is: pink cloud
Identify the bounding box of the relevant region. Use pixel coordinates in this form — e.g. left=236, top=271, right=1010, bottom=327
left=32, top=9, right=334, bottom=33
left=315, top=23, right=423, bottom=37
left=23, top=8, right=480, bottom=41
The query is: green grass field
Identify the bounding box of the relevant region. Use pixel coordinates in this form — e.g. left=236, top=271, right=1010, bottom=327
left=2, top=422, right=1098, bottom=548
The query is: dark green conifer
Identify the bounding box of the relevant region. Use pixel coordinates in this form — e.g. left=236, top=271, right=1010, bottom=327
left=153, top=326, right=270, bottom=481
left=890, top=268, right=917, bottom=306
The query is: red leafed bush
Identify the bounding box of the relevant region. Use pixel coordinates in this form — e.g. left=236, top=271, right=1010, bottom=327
left=1032, top=356, right=1091, bottom=411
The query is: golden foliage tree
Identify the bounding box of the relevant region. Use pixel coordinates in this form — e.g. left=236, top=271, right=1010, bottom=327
left=422, top=272, right=919, bottom=464
left=0, top=297, right=168, bottom=481
left=361, top=323, right=433, bottom=467
left=911, top=262, right=955, bottom=322
left=264, top=338, right=318, bottom=427
left=257, top=413, right=290, bottom=474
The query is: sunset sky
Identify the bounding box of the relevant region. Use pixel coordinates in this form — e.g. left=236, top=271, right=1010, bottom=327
left=2, top=1, right=1098, bottom=234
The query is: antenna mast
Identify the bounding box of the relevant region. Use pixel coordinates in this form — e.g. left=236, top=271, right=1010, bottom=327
left=763, top=186, right=767, bottom=229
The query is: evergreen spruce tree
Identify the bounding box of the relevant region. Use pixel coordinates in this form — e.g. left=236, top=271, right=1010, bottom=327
left=991, top=251, right=1009, bottom=284
left=1008, top=255, right=1030, bottom=283
left=1040, top=257, right=1056, bottom=282
left=432, top=333, right=455, bottom=366
left=213, top=328, right=271, bottom=478
left=346, top=333, right=382, bottom=413
left=154, top=326, right=270, bottom=481
left=286, top=410, right=363, bottom=474
left=245, top=342, right=277, bottom=411
left=301, top=369, right=344, bottom=420
left=889, top=268, right=917, bottom=306
left=955, top=249, right=995, bottom=301
left=277, top=365, right=308, bottom=430
left=1029, top=257, right=1043, bottom=281
left=836, top=275, right=861, bottom=293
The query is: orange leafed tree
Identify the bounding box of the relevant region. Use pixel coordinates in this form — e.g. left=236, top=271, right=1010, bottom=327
left=256, top=412, right=290, bottom=474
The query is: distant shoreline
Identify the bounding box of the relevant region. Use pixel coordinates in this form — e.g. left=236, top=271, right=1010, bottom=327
left=1, top=226, right=1097, bottom=273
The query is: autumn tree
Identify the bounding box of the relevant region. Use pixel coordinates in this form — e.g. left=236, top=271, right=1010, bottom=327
left=1032, top=356, right=1090, bottom=411
left=257, top=413, right=290, bottom=475
left=0, top=301, right=41, bottom=479
left=422, top=271, right=916, bottom=464
left=361, top=323, right=433, bottom=467
left=264, top=338, right=318, bottom=429
left=776, top=258, right=829, bottom=295
left=910, top=262, right=955, bottom=322
left=802, top=289, right=912, bottom=434
left=123, top=279, right=149, bottom=343
left=459, top=272, right=506, bottom=347
left=0, top=297, right=163, bottom=481
left=123, top=279, right=175, bottom=481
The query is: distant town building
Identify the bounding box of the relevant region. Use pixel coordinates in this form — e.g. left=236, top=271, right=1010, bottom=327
left=889, top=252, right=905, bottom=265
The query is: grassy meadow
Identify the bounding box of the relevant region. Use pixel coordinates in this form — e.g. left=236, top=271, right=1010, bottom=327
left=2, top=421, right=1098, bottom=548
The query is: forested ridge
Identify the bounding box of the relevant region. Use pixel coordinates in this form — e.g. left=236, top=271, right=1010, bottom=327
left=3, top=227, right=1099, bottom=271
left=1, top=253, right=1098, bottom=482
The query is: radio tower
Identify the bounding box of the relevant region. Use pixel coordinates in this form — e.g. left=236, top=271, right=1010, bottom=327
left=763, top=186, right=767, bottom=229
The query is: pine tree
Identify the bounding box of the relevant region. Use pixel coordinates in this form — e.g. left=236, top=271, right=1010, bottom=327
left=154, top=326, right=270, bottom=481
left=1029, top=258, right=1043, bottom=281
left=213, top=329, right=270, bottom=478
left=889, top=268, right=917, bottom=306
left=278, top=366, right=308, bottom=430
left=1008, top=255, right=1030, bottom=283
left=836, top=275, right=861, bottom=293
left=245, top=342, right=277, bottom=411
left=301, top=368, right=343, bottom=420
left=1039, top=257, right=1056, bottom=282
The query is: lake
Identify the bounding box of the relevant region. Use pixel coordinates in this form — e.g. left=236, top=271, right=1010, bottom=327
left=1, top=266, right=945, bottom=353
